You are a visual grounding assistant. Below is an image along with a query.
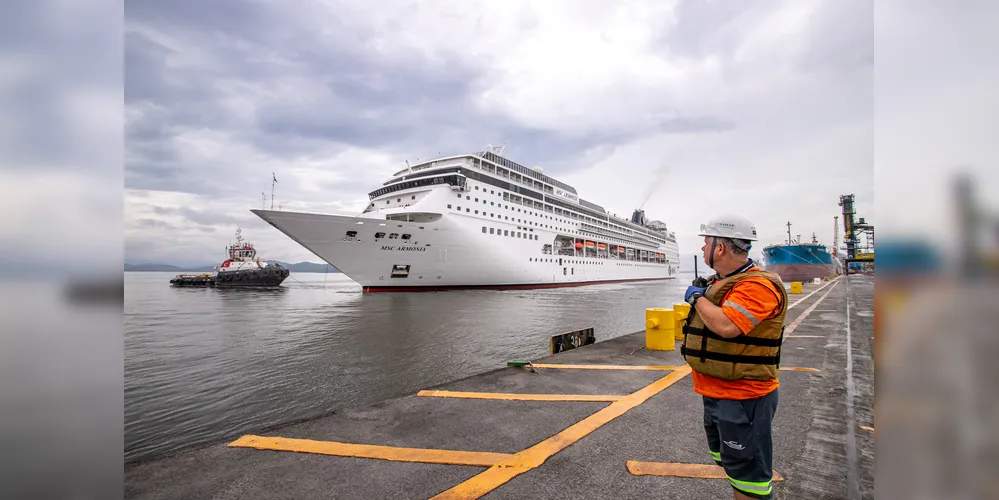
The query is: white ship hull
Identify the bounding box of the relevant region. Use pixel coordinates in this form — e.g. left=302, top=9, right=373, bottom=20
left=252, top=151, right=681, bottom=292
left=254, top=208, right=677, bottom=291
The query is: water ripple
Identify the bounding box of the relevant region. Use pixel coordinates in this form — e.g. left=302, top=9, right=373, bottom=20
left=125, top=271, right=692, bottom=462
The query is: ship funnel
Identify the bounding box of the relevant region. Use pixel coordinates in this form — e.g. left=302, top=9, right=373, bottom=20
left=630, top=209, right=647, bottom=226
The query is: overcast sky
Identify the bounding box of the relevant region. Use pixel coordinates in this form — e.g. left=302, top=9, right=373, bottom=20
left=122, top=0, right=997, bottom=266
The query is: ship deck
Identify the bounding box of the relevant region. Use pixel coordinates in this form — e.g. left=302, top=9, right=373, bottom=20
left=125, top=276, right=874, bottom=500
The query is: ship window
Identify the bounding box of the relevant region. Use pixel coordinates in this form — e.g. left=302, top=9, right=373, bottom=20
left=389, top=233, right=399, bottom=239
left=491, top=190, right=495, bottom=194
left=457, top=194, right=461, bottom=198
left=482, top=227, right=487, bottom=233
left=345, top=231, right=358, bottom=237
left=374, top=232, right=385, bottom=238
left=411, top=195, right=416, bottom=200
left=466, top=209, right=470, bottom=212
left=504, top=230, right=509, bottom=236
left=490, top=228, right=495, bottom=234
left=491, top=202, right=495, bottom=206
left=475, top=210, right=479, bottom=214
left=385, top=200, right=389, bottom=204
left=466, top=196, right=470, bottom=200
left=517, top=232, right=521, bottom=238
left=397, top=198, right=401, bottom=202
left=475, top=186, right=479, bottom=190
left=475, top=198, right=479, bottom=202
left=401, top=234, right=411, bottom=239
left=448, top=204, right=452, bottom=209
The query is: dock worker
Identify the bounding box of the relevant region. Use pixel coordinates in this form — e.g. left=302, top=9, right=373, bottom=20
left=681, top=213, right=787, bottom=500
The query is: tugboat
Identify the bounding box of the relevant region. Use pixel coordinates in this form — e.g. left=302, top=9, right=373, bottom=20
left=169, top=228, right=290, bottom=287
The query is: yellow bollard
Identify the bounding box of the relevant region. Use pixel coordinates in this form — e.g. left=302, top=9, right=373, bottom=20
left=672, top=303, right=691, bottom=340
left=789, top=282, right=803, bottom=294
left=645, top=308, right=676, bottom=351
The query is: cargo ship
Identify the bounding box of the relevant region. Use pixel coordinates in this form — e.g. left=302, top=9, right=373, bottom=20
left=762, top=223, right=838, bottom=282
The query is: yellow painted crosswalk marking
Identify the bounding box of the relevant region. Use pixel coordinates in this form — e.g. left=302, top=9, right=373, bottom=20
left=227, top=435, right=512, bottom=467
left=627, top=461, right=784, bottom=481
left=418, top=390, right=624, bottom=402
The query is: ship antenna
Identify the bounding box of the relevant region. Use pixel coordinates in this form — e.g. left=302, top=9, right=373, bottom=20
left=261, top=191, right=266, bottom=209
left=271, top=173, right=278, bottom=210
left=786, top=221, right=792, bottom=245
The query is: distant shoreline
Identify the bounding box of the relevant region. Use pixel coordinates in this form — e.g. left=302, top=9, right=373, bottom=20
left=125, top=263, right=341, bottom=273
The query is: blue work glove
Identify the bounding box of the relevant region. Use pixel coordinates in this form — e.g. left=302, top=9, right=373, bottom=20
left=684, top=285, right=706, bottom=305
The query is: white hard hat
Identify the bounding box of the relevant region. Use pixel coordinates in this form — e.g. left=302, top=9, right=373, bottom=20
left=698, top=213, right=758, bottom=241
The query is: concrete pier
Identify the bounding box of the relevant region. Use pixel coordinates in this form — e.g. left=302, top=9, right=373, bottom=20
left=125, top=276, right=874, bottom=500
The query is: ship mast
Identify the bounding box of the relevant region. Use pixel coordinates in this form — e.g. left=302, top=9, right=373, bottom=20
left=271, top=173, right=277, bottom=210
left=786, top=221, right=792, bottom=245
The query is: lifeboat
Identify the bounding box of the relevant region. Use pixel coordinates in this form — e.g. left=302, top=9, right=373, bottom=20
left=575, top=242, right=583, bottom=250
left=598, top=243, right=606, bottom=249
left=585, top=241, right=595, bottom=248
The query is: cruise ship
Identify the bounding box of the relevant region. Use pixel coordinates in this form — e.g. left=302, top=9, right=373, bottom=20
left=251, top=148, right=681, bottom=292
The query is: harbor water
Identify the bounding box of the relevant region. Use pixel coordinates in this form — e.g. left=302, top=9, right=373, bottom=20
left=124, top=271, right=694, bottom=462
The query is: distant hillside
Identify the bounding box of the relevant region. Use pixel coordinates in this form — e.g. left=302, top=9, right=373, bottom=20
left=124, top=263, right=185, bottom=272
left=124, top=262, right=340, bottom=273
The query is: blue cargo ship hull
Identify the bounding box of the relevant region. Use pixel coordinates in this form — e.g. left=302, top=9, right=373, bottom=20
left=762, top=244, right=838, bottom=282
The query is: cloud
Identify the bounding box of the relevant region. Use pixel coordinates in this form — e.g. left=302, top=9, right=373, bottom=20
left=122, top=0, right=999, bottom=266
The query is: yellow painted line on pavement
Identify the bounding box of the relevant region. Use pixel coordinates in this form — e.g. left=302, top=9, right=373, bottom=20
left=783, top=282, right=839, bottom=343
left=785, top=335, right=825, bottom=338
left=788, top=277, right=838, bottom=309
left=418, top=390, right=624, bottom=402
left=227, top=435, right=512, bottom=467
left=860, top=425, right=875, bottom=432
left=431, top=365, right=693, bottom=500
left=529, top=363, right=679, bottom=371
left=780, top=367, right=821, bottom=372
left=533, top=363, right=816, bottom=372
left=627, top=461, right=785, bottom=481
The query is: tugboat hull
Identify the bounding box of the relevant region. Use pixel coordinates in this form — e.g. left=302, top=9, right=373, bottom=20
left=169, top=266, right=290, bottom=287
left=213, top=266, right=290, bottom=287
left=169, top=275, right=215, bottom=287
